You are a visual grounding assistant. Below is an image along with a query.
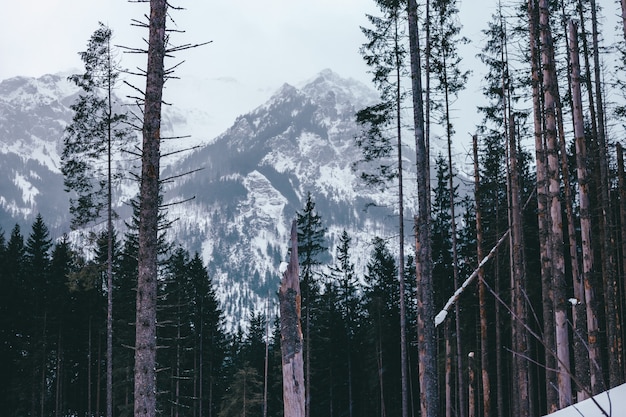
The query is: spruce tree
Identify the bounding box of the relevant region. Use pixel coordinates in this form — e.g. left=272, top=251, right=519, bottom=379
left=296, top=192, right=328, bottom=417
left=62, top=23, right=134, bottom=417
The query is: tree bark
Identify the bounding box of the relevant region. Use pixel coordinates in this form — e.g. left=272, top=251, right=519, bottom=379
left=134, top=1, right=167, bottom=417
left=617, top=143, right=626, bottom=380
left=569, top=19, right=600, bottom=398
left=590, top=0, right=623, bottom=387
left=473, top=135, right=491, bottom=417
left=279, top=221, right=306, bottom=417
left=558, top=17, right=590, bottom=403
left=539, top=0, right=573, bottom=408
left=407, top=1, right=437, bottom=416
left=508, top=110, right=530, bottom=417
left=393, top=15, right=409, bottom=417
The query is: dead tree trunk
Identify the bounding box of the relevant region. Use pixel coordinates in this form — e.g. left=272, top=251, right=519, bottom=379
left=134, top=1, right=167, bottom=417
left=568, top=20, right=594, bottom=400
left=279, top=221, right=306, bottom=417
left=539, top=0, right=573, bottom=408
left=529, top=0, right=558, bottom=411
left=590, top=0, right=623, bottom=387
left=557, top=18, right=590, bottom=404
left=508, top=111, right=530, bottom=417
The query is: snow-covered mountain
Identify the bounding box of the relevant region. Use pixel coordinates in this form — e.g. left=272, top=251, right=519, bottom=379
left=0, top=68, right=414, bottom=327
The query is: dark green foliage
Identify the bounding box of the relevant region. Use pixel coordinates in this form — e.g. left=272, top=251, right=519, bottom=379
left=297, top=192, right=329, bottom=303
left=61, top=22, right=133, bottom=229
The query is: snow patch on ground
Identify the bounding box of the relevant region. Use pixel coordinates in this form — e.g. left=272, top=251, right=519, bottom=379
left=544, top=383, right=626, bottom=416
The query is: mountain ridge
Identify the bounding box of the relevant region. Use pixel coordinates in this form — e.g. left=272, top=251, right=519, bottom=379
left=0, top=68, right=408, bottom=327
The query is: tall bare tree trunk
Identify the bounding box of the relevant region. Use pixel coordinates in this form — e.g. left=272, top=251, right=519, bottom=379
left=617, top=143, right=626, bottom=379
left=106, top=40, right=114, bottom=417
left=88, top=316, right=92, bottom=417
left=445, top=322, right=452, bottom=417
left=472, top=135, right=491, bottom=417
left=443, top=53, right=466, bottom=417
left=135, top=1, right=167, bottom=417
left=407, top=2, right=437, bottom=416
left=528, top=0, right=558, bottom=411
left=590, top=0, right=623, bottom=388
left=508, top=111, right=530, bottom=417
left=568, top=20, right=598, bottom=401
left=556, top=16, right=590, bottom=403
left=279, top=221, right=306, bottom=417
left=468, top=354, right=476, bottom=417
left=539, top=0, right=573, bottom=408
left=575, top=1, right=606, bottom=395
left=393, top=16, right=409, bottom=417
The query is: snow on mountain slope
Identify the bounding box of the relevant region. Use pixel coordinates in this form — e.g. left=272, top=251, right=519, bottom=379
left=0, top=68, right=421, bottom=328
left=161, top=69, right=416, bottom=327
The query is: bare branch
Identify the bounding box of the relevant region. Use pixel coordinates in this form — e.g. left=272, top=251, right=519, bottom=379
left=161, top=167, right=204, bottom=183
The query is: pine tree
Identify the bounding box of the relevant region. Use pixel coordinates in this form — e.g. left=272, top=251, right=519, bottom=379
left=62, top=23, right=134, bottom=417
left=24, top=214, right=54, bottom=417
left=363, top=237, right=401, bottom=417
left=296, top=192, right=328, bottom=417
left=188, top=252, right=226, bottom=417
left=358, top=3, right=410, bottom=414
left=327, top=230, right=361, bottom=417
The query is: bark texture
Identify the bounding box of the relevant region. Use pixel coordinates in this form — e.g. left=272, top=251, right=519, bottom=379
left=280, top=221, right=306, bottom=417
left=134, top=1, right=167, bottom=417
left=407, top=1, right=437, bottom=416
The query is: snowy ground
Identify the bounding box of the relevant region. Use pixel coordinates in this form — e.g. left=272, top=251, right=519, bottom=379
left=544, top=383, right=626, bottom=417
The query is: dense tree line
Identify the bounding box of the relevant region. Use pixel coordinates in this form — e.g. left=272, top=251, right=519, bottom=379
left=0, top=205, right=407, bottom=417
left=354, top=0, right=626, bottom=416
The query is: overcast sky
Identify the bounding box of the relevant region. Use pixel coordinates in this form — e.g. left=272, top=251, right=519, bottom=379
left=1, top=1, right=620, bottom=148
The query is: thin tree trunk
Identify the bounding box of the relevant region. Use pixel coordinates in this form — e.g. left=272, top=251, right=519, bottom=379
left=468, top=354, right=475, bottom=417
left=539, top=0, right=573, bottom=408
left=40, top=312, right=47, bottom=417
left=529, top=1, right=558, bottom=411
left=559, top=17, right=591, bottom=403
left=107, top=35, right=114, bottom=417
left=407, top=2, right=437, bottom=417
left=472, top=135, right=491, bottom=417
left=617, top=143, right=626, bottom=378
left=442, top=49, right=466, bottom=417
left=135, top=1, right=167, bottom=417
left=393, top=14, right=409, bottom=417
left=279, top=221, right=306, bottom=417
left=56, top=325, right=63, bottom=417
left=264, top=297, right=269, bottom=417
left=576, top=3, right=605, bottom=396
left=590, top=0, right=623, bottom=387
left=88, top=315, right=92, bottom=417
left=445, top=321, right=452, bottom=417
left=569, top=19, right=598, bottom=399
left=506, top=106, right=531, bottom=416
left=97, top=329, right=102, bottom=417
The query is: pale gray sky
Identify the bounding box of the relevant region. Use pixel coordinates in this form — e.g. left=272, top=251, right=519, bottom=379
left=1, top=1, right=620, bottom=147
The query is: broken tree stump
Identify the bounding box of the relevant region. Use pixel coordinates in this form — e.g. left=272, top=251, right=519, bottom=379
left=279, top=220, right=305, bottom=417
